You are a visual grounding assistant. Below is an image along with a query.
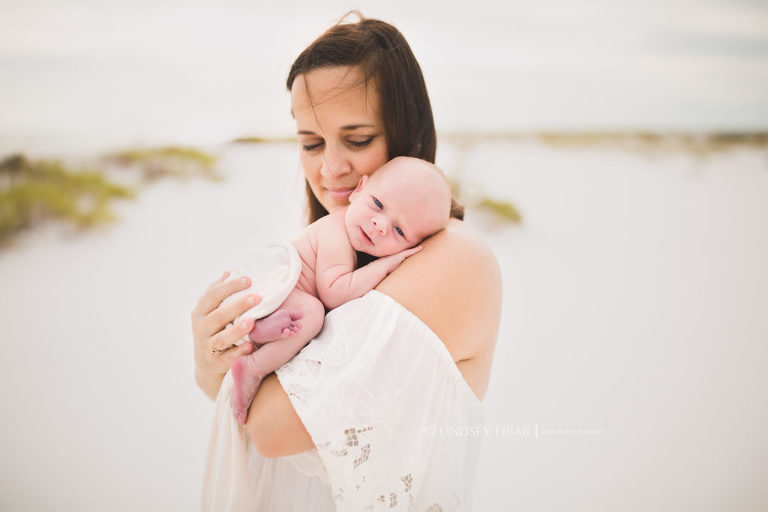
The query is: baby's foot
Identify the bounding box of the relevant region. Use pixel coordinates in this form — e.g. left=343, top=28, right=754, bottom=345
left=248, top=309, right=303, bottom=343
left=230, top=354, right=267, bottom=425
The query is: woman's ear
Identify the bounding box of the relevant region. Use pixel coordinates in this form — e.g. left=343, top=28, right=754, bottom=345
left=350, top=175, right=368, bottom=201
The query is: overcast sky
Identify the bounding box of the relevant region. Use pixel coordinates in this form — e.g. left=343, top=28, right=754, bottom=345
left=1, top=0, right=767, bottom=149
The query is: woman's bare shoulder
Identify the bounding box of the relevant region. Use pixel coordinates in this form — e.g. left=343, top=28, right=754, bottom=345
left=376, top=219, right=502, bottom=364
left=379, top=218, right=501, bottom=294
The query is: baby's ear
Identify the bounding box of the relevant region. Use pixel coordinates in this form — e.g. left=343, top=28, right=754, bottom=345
left=350, top=175, right=368, bottom=200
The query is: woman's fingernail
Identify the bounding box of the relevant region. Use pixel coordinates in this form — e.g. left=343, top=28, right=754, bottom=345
left=241, top=277, right=249, bottom=286
left=240, top=319, right=250, bottom=330
left=247, top=295, right=256, bottom=305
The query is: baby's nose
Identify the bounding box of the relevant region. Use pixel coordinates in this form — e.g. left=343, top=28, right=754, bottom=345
left=371, top=217, right=388, bottom=235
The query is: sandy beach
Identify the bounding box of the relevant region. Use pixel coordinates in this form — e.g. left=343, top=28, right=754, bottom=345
left=3, top=0, right=768, bottom=507
left=1, top=139, right=767, bottom=510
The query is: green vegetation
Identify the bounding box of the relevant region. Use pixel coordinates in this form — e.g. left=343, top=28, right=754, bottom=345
left=105, top=146, right=222, bottom=181
left=475, top=197, right=522, bottom=223
left=447, top=178, right=522, bottom=226
left=0, top=154, right=136, bottom=245
left=231, top=136, right=269, bottom=144
left=440, top=131, right=768, bottom=156
left=231, top=136, right=296, bottom=144
left=534, top=131, right=768, bottom=156
left=0, top=146, right=224, bottom=247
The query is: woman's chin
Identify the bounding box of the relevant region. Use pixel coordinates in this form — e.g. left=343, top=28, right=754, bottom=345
left=322, top=200, right=348, bottom=213
left=321, top=192, right=354, bottom=211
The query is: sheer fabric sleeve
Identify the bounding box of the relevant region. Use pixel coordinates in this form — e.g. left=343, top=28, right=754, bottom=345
left=276, top=290, right=484, bottom=512
left=202, top=372, right=336, bottom=512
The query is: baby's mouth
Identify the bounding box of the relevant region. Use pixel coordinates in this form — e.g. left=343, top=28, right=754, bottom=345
left=360, top=227, right=374, bottom=246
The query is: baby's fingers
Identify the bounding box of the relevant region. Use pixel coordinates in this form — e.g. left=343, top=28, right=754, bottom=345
left=401, top=246, right=423, bottom=259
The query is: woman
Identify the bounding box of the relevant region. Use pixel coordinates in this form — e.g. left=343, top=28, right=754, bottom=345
left=192, top=14, right=501, bottom=511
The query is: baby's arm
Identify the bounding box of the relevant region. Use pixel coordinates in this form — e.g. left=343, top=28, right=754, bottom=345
left=313, top=221, right=421, bottom=309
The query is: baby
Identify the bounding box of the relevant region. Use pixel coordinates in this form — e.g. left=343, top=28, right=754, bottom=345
left=227, top=156, right=452, bottom=424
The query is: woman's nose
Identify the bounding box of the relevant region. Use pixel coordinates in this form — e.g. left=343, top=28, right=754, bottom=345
left=320, top=144, right=351, bottom=177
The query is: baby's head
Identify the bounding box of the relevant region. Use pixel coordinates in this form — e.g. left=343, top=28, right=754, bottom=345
left=345, top=156, right=452, bottom=257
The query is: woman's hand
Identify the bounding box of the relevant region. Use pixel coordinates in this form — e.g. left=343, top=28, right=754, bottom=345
left=191, top=271, right=261, bottom=400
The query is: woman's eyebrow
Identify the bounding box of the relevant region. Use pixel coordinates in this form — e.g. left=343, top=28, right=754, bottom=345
left=341, top=124, right=374, bottom=130
left=298, top=124, right=374, bottom=135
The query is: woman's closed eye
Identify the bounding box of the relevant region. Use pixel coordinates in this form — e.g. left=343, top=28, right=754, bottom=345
left=373, top=197, right=383, bottom=209
left=395, top=226, right=404, bottom=237
left=348, top=136, right=375, bottom=148
left=302, top=136, right=374, bottom=152
left=302, top=140, right=324, bottom=151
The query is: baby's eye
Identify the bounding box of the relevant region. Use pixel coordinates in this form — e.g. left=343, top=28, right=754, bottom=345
left=395, top=226, right=404, bottom=237
left=373, top=197, right=382, bottom=209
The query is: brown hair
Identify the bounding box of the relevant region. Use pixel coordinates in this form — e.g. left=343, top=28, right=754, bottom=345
left=287, top=12, right=464, bottom=223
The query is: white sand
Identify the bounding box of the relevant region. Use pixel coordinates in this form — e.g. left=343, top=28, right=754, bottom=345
left=1, top=141, right=767, bottom=510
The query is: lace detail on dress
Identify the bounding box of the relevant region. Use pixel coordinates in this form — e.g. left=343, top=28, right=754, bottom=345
left=275, top=290, right=483, bottom=511
left=401, top=474, right=413, bottom=493
left=280, top=358, right=321, bottom=403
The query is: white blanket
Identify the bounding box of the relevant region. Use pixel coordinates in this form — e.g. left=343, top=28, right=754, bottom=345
left=222, top=241, right=302, bottom=345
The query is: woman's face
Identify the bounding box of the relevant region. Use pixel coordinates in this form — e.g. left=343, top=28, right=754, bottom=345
left=291, top=66, right=389, bottom=213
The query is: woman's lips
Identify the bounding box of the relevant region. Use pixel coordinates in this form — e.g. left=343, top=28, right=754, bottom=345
left=360, top=227, right=374, bottom=246
left=324, top=187, right=355, bottom=201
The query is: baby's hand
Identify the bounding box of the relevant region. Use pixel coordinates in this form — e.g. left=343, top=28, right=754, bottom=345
left=379, top=246, right=423, bottom=274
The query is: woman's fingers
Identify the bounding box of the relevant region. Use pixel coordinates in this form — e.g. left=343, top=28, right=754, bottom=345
left=207, top=292, right=261, bottom=336
left=209, top=270, right=230, bottom=288
left=214, top=342, right=254, bottom=371
left=203, top=336, right=254, bottom=376
left=210, top=317, right=256, bottom=353
left=191, top=272, right=261, bottom=393
left=194, top=273, right=252, bottom=318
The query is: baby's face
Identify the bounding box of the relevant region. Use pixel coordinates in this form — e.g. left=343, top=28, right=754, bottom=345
left=344, top=160, right=449, bottom=258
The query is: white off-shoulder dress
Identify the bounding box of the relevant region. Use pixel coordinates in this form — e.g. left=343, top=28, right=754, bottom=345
left=202, top=290, right=484, bottom=511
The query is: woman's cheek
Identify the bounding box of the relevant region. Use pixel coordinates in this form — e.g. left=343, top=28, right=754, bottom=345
left=359, top=144, right=388, bottom=176
left=300, top=152, right=320, bottom=182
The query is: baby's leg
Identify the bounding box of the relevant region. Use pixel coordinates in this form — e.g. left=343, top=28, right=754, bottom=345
left=248, top=309, right=304, bottom=343
left=230, top=288, right=325, bottom=425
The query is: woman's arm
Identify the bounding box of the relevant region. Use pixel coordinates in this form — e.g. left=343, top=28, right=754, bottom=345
left=245, top=219, right=502, bottom=456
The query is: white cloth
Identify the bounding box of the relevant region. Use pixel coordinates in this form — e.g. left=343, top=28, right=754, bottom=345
left=202, top=290, right=484, bottom=511
left=221, top=241, right=302, bottom=345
